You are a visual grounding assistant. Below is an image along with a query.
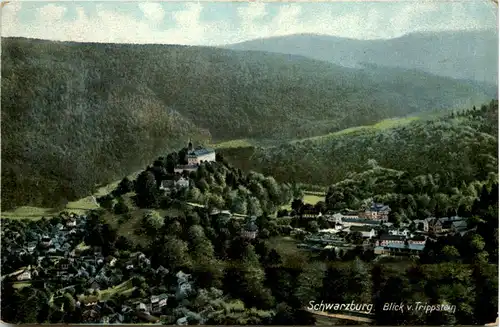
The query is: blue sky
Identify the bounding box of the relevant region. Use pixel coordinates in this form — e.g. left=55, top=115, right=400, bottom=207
left=2, top=1, right=498, bottom=45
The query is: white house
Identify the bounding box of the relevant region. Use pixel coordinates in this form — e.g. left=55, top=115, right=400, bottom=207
left=349, top=226, right=376, bottom=238
left=177, top=317, right=189, bottom=325
left=176, top=271, right=191, bottom=285
left=17, top=270, right=32, bottom=281
left=388, top=228, right=412, bottom=237
left=408, top=236, right=427, bottom=245
left=174, top=177, right=190, bottom=188
left=66, top=219, right=77, bottom=228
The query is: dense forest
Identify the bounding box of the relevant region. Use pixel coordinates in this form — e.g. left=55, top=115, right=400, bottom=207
left=221, top=101, right=498, bottom=190
left=2, top=153, right=498, bottom=325
left=1, top=37, right=496, bottom=209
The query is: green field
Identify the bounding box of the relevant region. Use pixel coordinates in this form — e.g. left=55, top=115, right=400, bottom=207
left=78, top=279, right=135, bottom=304
left=1, top=171, right=141, bottom=221
left=211, top=116, right=424, bottom=152
left=210, top=139, right=256, bottom=149
left=281, top=193, right=325, bottom=211
left=290, top=115, right=421, bottom=144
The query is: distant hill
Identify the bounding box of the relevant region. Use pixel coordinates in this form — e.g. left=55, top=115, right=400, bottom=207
left=219, top=101, right=498, bottom=188
left=225, top=30, right=499, bottom=84
left=0, top=37, right=495, bottom=209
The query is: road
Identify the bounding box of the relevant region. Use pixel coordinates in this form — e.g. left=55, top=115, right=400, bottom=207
left=305, top=308, right=374, bottom=323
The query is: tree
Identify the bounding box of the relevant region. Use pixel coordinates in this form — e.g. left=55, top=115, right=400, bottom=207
left=295, top=262, right=326, bottom=304
left=306, top=221, right=319, bottom=233
left=346, top=257, right=371, bottom=302
left=231, top=195, right=247, bottom=215
left=291, top=199, right=304, bottom=213
left=162, top=237, right=191, bottom=269
left=142, top=210, right=164, bottom=234
left=134, top=171, right=160, bottom=208
left=273, top=302, right=295, bottom=325
left=205, top=193, right=224, bottom=211
left=114, top=177, right=133, bottom=196
left=113, top=197, right=129, bottom=215
left=348, top=231, right=364, bottom=245
left=187, top=187, right=203, bottom=203
left=97, top=195, right=114, bottom=210
left=441, top=245, right=460, bottom=262
left=247, top=196, right=263, bottom=217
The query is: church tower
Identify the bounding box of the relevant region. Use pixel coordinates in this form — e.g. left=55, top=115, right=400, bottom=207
left=187, top=138, right=193, bottom=152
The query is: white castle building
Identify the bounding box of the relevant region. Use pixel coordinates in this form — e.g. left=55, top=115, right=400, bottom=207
left=186, top=140, right=216, bottom=165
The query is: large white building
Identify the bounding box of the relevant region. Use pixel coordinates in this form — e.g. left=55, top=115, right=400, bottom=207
left=186, top=139, right=216, bottom=165
left=187, top=148, right=216, bottom=165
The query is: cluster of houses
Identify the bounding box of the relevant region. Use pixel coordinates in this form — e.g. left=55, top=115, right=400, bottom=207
left=295, top=202, right=473, bottom=258
left=4, top=213, right=88, bottom=282
left=1, top=212, right=204, bottom=325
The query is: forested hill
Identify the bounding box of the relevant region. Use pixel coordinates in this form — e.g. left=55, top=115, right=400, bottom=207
left=225, top=30, right=499, bottom=84
left=0, top=37, right=495, bottom=209
left=220, top=101, right=499, bottom=190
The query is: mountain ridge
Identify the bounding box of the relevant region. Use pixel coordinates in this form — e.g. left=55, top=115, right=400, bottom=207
left=224, top=29, right=499, bottom=84
left=1, top=36, right=495, bottom=208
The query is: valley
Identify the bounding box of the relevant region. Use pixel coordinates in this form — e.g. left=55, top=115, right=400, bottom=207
left=1, top=17, right=498, bottom=325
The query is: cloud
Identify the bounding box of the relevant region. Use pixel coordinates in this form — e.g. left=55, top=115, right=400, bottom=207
left=138, top=2, right=165, bottom=22
left=1, top=1, right=497, bottom=46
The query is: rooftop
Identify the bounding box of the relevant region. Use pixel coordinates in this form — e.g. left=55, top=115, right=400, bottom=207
left=369, top=203, right=391, bottom=212
left=350, top=226, right=375, bottom=232
left=342, top=217, right=380, bottom=225
left=188, top=148, right=215, bottom=157
left=380, top=234, right=405, bottom=240
left=384, top=243, right=425, bottom=251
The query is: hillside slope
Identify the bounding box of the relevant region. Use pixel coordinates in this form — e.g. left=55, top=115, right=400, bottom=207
left=225, top=30, right=499, bottom=84
left=219, top=101, right=498, bottom=188
left=1, top=37, right=495, bottom=209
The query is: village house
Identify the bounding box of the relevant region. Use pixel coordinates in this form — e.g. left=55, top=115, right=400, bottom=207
left=176, top=271, right=193, bottom=300
left=341, top=217, right=381, bottom=228
left=349, top=226, right=376, bottom=238
left=66, top=217, right=77, bottom=228
left=377, top=234, right=406, bottom=246
left=426, top=217, right=442, bottom=234
left=174, top=165, right=199, bottom=174
left=241, top=221, right=259, bottom=239
left=359, top=203, right=391, bottom=221
left=136, top=302, right=150, bottom=314
left=174, top=176, right=190, bottom=188
left=374, top=243, right=425, bottom=256
left=41, top=235, right=52, bottom=247
left=425, top=216, right=466, bottom=235
left=150, top=294, right=168, bottom=314
left=160, top=175, right=190, bottom=193
left=413, top=219, right=429, bottom=232
left=388, top=228, right=412, bottom=237
left=176, top=271, right=191, bottom=285
left=17, top=269, right=32, bottom=281
left=159, top=179, right=175, bottom=193
left=27, top=242, right=37, bottom=253
left=407, top=235, right=427, bottom=245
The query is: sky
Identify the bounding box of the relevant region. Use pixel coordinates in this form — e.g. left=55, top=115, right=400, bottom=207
left=1, top=1, right=498, bottom=46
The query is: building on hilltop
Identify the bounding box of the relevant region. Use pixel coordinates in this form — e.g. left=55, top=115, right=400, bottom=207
left=186, top=138, right=216, bottom=165
left=174, top=139, right=216, bottom=173
left=187, top=148, right=216, bottom=165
